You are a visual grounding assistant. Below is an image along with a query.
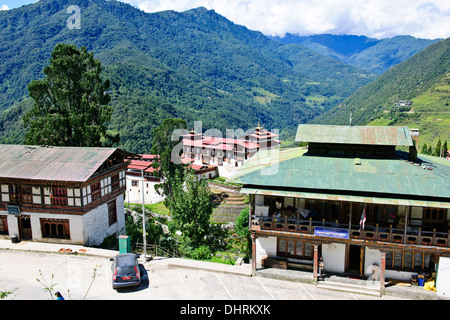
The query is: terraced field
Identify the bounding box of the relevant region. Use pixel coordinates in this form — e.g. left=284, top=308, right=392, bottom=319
left=210, top=188, right=248, bottom=224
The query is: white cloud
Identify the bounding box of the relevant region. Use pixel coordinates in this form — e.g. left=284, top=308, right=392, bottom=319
left=0, top=4, right=9, bottom=10
left=121, top=0, right=450, bottom=39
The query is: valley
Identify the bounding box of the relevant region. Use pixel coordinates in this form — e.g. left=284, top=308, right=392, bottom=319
left=0, top=0, right=448, bottom=152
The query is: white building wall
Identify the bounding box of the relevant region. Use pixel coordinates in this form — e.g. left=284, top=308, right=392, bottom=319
left=82, top=196, right=125, bottom=246
left=437, top=256, right=450, bottom=297
left=322, top=243, right=346, bottom=273
left=1, top=210, right=84, bottom=244
left=1, top=195, right=125, bottom=246
left=256, top=236, right=277, bottom=268
left=125, top=176, right=165, bottom=204
left=364, top=247, right=381, bottom=277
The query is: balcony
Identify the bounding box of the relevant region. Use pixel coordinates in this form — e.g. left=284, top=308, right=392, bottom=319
left=251, top=216, right=449, bottom=248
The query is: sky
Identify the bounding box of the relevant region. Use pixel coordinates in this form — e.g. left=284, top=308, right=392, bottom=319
left=1, top=0, right=449, bottom=39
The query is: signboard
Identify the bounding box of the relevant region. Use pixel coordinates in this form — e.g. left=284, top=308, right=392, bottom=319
left=314, top=226, right=349, bottom=239
left=6, top=205, right=20, bottom=216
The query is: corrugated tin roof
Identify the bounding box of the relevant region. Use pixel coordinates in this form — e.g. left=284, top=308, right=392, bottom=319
left=295, top=124, right=414, bottom=146
left=0, top=144, right=129, bottom=182
left=228, top=147, right=450, bottom=201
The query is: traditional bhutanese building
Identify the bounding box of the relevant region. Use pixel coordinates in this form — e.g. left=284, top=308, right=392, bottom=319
left=125, top=154, right=219, bottom=204
left=228, top=124, right=450, bottom=297
left=0, top=144, right=136, bottom=245
left=181, top=125, right=280, bottom=169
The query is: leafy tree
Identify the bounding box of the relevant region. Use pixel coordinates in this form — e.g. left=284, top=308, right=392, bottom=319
left=236, top=207, right=252, bottom=262
left=235, top=207, right=250, bottom=239
left=435, top=139, right=442, bottom=157
left=23, top=44, right=115, bottom=147
left=166, top=167, right=212, bottom=246
left=427, top=144, right=433, bottom=155
left=443, top=140, right=448, bottom=158
left=421, top=143, right=429, bottom=155
left=150, top=118, right=187, bottom=200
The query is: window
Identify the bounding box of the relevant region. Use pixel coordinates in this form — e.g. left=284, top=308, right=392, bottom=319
left=51, top=187, right=67, bottom=206
left=40, top=218, right=70, bottom=239
left=20, top=185, right=32, bottom=204
left=108, top=200, right=117, bottom=226
left=385, top=250, right=432, bottom=272
left=131, top=180, right=139, bottom=187
left=91, top=182, right=101, bottom=201
left=0, top=216, right=8, bottom=235
left=9, top=185, right=19, bottom=203
left=111, top=174, right=120, bottom=191
left=423, top=207, right=447, bottom=229
left=277, top=238, right=313, bottom=259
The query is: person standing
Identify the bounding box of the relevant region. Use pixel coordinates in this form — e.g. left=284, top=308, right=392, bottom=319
left=318, top=257, right=325, bottom=280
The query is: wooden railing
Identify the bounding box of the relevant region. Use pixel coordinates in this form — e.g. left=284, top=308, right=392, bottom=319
left=135, top=242, right=181, bottom=258
left=251, top=216, right=449, bottom=248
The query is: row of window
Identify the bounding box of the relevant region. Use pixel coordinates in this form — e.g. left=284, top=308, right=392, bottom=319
left=0, top=171, right=125, bottom=208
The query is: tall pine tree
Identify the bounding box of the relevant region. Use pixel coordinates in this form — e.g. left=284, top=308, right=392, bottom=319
left=23, top=44, right=115, bottom=147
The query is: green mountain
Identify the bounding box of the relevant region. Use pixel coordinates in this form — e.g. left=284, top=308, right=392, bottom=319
left=0, top=0, right=375, bottom=152
left=311, top=37, right=450, bottom=148
left=271, top=34, right=440, bottom=74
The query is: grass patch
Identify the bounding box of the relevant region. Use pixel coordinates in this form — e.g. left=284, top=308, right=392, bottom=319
left=146, top=201, right=170, bottom=216
left=367, top=117, right=392, bottom=126
left=125, top=201, right=170, bottom=216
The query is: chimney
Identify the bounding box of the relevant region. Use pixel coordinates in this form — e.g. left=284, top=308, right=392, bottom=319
left=409, top=129, right=419, bottom=161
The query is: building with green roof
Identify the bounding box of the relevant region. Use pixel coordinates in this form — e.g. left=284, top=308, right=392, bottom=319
left=228, top=125, right=450, bottom=296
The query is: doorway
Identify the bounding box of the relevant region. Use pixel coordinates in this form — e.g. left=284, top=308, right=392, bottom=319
left=20, top=216, right=32, bottom=240
left=347, top=245, right=364, bottom=275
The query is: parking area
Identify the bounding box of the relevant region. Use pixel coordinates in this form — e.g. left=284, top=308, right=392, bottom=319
left=0, top=250, right=405, bottom=301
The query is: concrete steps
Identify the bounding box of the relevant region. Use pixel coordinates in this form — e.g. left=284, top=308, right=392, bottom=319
left=317, top=279, right=381, bottom=297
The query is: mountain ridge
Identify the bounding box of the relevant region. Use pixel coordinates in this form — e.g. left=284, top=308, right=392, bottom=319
left=311, top=37, right=450, bottom=147
left=0, top=0, right=376, bottom=152
left=271, top=33, right=441, bottom=74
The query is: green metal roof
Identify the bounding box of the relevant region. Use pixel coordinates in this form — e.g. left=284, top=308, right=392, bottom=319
left=228, top=147, right=450, bottom=202
left=295, top=124, right=414, bottom=146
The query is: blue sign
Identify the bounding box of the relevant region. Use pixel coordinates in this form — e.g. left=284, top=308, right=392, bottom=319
left=314, top=226, right=349, bottom=239
left=6, top=205, right=20, bottom=216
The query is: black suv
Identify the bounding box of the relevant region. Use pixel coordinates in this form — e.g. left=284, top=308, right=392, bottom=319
left=110, top=253, right=141, bottom=289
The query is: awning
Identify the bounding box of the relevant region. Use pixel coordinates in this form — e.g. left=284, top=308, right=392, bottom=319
left=240, top=187, right=450, bottom=209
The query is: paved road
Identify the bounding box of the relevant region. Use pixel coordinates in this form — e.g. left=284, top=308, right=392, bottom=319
left=0, top=250, right=402, bottom=301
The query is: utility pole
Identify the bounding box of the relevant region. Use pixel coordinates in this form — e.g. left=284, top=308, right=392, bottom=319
left=141, top=168, right=147, bottom=260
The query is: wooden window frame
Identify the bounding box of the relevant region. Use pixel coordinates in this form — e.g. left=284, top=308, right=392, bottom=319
left=51, top=187, right=68, bottom=206
left=0, top=215, right=8, bottom=235
left=91, top=181, right=101, bottom=202
left=277, top=238, right=313, bottom=260
left=40, top=218, right=70, bottom=240
left=108, top=200, right=117, bottom=226
left=385, top=250, right=431, bottom=272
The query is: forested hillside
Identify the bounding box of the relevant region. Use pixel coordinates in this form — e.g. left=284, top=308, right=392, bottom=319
left=272, top=34, right=440, bottom=74
left=0, top=0, right=375, bottom=152
left=311, top=37, right=450, bottom=148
